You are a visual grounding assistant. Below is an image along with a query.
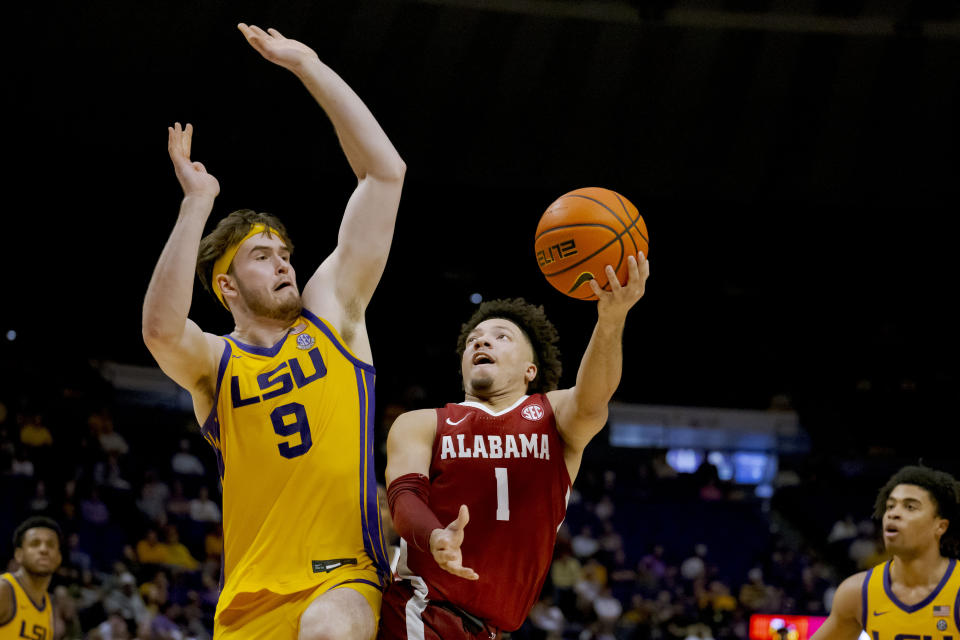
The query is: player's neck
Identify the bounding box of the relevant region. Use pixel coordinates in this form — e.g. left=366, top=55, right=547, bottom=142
left=464, top=388, right=528, bottom=412
left=891, top=547, right=949, bottom=588
left=231, top=314, right=298, bottom=348
left=13, top=568, right=50, bottom=605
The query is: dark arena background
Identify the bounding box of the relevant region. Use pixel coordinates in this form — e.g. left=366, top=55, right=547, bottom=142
left=2, top=0, right=958, bottom=638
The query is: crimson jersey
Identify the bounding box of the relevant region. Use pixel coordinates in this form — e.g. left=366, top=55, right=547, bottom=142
left=397, top=394, right=571, bottom=631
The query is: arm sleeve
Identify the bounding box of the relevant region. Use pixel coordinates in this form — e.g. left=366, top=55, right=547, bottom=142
left=387, top=472, right=444, bottom=552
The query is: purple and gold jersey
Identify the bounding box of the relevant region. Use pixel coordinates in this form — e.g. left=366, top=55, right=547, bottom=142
left=862, top=558, right=960, bottom=640
left=0, top=572, right=54, bottom=640
left=202, top=309, right=389, bottom=615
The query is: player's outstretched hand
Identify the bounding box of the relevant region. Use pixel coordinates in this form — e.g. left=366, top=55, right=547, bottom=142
left=238, top=23, right=319, bottom=74
left=429, top=505, right=479, bottom=581
left=167, top=123, right=219, bottom=200
left=588, top=251, right=649, bottom=320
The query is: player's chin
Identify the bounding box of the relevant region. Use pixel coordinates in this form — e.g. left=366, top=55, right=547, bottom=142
left=468, top=374, right=495, bottom=393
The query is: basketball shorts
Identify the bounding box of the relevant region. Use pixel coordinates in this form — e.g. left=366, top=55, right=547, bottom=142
left=214, top=566, right=384, bottom=639
left=377, top=578, right=501, bottom=640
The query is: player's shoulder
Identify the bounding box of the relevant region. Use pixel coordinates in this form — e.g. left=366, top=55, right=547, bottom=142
left=389, top=409, right=438, bottom=434
left=0, top=575, right=14, bottom=624
left=832, top=570, right=870, bottom=617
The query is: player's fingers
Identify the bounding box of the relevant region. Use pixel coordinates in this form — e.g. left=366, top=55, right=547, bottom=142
left=605, top=265, right=622, bottom=292
left=193, top=162, right=206, bottom=173
left=267, top=27, right=285, bottom=39
left=626, top=255, right=640, bottom=284
left=458, top=504, right=470, bottom=528
left=247, top=24, right=271, bottom=39
left=588, top=278, right=603, bottom=298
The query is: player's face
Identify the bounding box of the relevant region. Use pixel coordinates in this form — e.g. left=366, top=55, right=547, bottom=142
left=14, top=527, right=61, bottom=578
left=882, top=484, right=948, bottom=557
left=461, top=319, right=537, bottom=396
left=229, top=232, right=301, bottom=322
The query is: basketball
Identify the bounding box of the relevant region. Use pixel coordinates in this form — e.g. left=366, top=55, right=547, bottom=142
left=535, top=187, right=649, bottom=300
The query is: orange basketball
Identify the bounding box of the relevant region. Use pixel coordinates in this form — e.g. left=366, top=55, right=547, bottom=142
left=535, top=187, right=649, bottom=300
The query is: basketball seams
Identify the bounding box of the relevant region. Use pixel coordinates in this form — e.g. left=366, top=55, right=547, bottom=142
left=534, top=221, right=622, bottom=241
left=613, top=192, right=640, bottom=256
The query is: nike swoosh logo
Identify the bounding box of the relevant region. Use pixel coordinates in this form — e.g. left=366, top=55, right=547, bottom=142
left=567, top=271, right=596, bottom=293
left=325, top=562, right=341, bottom=570
left=873, top=611, right=888, bottom=616
left=446, top=416, right=467, bottom=426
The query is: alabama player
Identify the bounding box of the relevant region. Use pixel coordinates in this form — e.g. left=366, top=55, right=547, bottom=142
left=378, top=252, right=649, bottom=639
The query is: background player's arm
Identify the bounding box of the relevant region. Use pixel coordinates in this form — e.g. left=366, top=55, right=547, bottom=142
left=238, top=24, right=405, bottom=351
left=548, top=252, right=649, bottom=454
left=0, top=578, right=13, bottom=625
left=810, top=573, right=867, bottom=640
left=142, top=123, right=224, bottom=416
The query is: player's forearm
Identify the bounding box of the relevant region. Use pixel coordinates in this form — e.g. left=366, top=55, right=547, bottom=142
left=142, top=196, right=213, bottom=343
left=293, top=58, right=405, bottom=182
left=573, top=316, right=626, bottom=414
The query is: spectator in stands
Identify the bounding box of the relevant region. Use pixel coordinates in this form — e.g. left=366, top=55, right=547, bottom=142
left=80, top=488, right=110, bottom=526
left=94, top=452, right=132, bottom=492
left=573, top=524, right=601, bottom=559
left=136, top=469, right=171, bottom=525
left=529, top=594, right=566, bottom=639
left=204, top=523, right=223, bottom=561
left=593, top=586, right=623, bottom=639
left=19, top=412, right=53, bottom=449
left=826, top=514, right=858, bottom=544
left=188, top=486, right=221, bottom=523
left=681, top=544, right=708, bottom=581
left=54, top=584, right=84, bottom=639
left=10, top=446, right=34, bottom=476
left=97, top=416, right=129, bottom=457
left=28, top=479, right=50, bottom=513
left=136, top=529, right=168, bottom=566
left=162, top=525, right=199, bottom=571
left=171, top=439, right=204, bottom=477
left=739, top=567, right=779, bottom=612
left=102, top=571, right=149, bottom=628
left=166, top=480, right=192, bottom=522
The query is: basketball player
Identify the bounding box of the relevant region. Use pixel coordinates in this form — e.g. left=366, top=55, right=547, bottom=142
left=378, top=253, right=649, bottom=639
left=142, top=24, right=405, bottom=640
left=811, top=465, right=960, bottom=640
left=0, top=517, right=62, bottom=640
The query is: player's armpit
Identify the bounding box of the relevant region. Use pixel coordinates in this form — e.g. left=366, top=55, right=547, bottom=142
left=811, top=572, right=868, bottom=640
left=143, top=324, right=224, bottom=420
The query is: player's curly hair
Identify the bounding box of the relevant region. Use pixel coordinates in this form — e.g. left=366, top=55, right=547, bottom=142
left=13, top=516, right=62, bottom=549
left=196, top=209, right=294, bottom=299
left=873, top=464, right=960, bottom=558
left=456, top=298, right=562, bottom=394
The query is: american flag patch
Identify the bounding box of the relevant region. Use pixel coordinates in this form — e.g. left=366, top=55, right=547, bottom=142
left=932, top=605, right=949, bottom=616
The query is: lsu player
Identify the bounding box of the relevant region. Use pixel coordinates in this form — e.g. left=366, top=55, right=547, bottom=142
left=142, top=23, right=405, bottom=640
left=812, top=465, right=960, bottom=640
left=0, top=517, right=61, bottom=640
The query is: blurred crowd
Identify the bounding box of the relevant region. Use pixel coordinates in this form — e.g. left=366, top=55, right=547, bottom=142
left=0, top=381, right=903, bottom=640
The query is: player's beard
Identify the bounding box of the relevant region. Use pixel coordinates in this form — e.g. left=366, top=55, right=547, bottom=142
left=468, top=371, right=495, bottom=394
left=237, top=279, right=302, bottom=323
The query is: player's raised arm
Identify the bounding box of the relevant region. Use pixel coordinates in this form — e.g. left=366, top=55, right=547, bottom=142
left=547, top=252, right=649, bottom=454
left=237, top=23, right=406, bottom=326
left=810, top=573, right=867, bottom=640
left=385, top=410, right=479, bottom=581
left=142, top=123, right=224, bottom=412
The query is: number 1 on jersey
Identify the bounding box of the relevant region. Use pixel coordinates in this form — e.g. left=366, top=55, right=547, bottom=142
left=495, top=467, right=510, bottom=521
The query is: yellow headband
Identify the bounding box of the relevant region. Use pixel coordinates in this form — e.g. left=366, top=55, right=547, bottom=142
left=211, top=223, right=279, bottom=309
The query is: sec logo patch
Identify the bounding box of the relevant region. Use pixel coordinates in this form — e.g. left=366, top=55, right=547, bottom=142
left=521, top=405, right=544, bottom=421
